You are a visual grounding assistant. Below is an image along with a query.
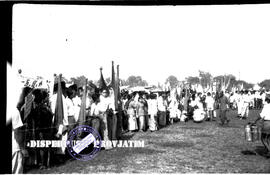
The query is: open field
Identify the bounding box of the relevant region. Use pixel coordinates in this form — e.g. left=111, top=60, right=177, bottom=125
left=27, top=109, right=270, bottom=173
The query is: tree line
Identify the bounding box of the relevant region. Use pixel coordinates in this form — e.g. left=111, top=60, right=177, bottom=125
left=67, top=71, right=270, bottom=90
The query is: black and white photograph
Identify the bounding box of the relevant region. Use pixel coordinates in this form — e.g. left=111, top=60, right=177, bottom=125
left=7, top=4, right=270, bottom=174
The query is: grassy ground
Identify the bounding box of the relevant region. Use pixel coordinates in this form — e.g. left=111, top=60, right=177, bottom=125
left=27, top=109, right=270, bottom=173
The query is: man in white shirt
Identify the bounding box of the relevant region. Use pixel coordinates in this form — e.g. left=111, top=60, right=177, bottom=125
left=237, top=91, right=244, bottom=118
left=240, top=90, right=251, bottom=119
left=254, top=95, right=270, bottom=157
left=96, top=89, right=115, bottom=149
left=66, top=85, right=77, bottom=132
left=89, top=94, right=102, bottom=135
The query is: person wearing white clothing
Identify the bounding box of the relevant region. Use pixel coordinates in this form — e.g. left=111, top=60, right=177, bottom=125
left=254, top=95, right=270, bottom=157
left=193, top=97, right=206, bottom=123
left=168, top=96, right=181, bottom=124
left=147, top=94, right=158, bottom=131
left=237, top=91, right=244, bottom=118
left=240, top=90, right=251, bottom=119
left=97, top=89, right=115, bottom=149
left=72, top=95, right=81, bottom=122
left=11, top=108, right=25, bottom=174
left=66, top=86, right=77, bottom=133
left=205, top=92, right=215, bottom=121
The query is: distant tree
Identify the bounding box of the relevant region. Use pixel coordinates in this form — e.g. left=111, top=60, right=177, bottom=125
left=234, top=80, right=254, bottom=90
left=185, top=76, right=200, bottom=85
left=214, top=74, right=237, bottom=91
left=70, top=75, right=88, bottom=88
left=126, top=75, right=148, bottom=87
left=259, top=79, right=270, bottom=89
left=166, top=75, right=179, bottom=89
left=198, top=70, right=212, bottom=89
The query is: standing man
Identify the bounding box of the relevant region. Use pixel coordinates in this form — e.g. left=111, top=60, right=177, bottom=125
left=157, top=93, right=168, bottom=128
left=254, top=95, right=270, bottom=158
left=147, top=93, right=158, bottom=131
left=237, top=91, right=244, bottom=118
left=136, top=95, right=148, bottom=131
left=98, top=89, right=115, bottom=149
left=240, top=90, right=251, bottom=119
left=217, top=91, right=230, bottom=126
left=205, top=92, right=215, bottom=121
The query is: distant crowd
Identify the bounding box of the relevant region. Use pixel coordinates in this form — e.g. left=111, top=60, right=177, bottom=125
left=10, top=71, right=270, bottom=174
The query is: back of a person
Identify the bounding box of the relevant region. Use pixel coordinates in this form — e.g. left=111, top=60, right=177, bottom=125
left=219, top=95, right=228, bottom=110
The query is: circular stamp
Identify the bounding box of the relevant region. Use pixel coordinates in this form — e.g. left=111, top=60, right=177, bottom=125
left=66, top=125, right=102, bottom=161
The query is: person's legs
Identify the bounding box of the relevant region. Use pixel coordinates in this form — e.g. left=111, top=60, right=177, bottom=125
left=106, top=113, right=113, bottom=140
left=139, top=115, right=145, bottom=131
left=241, top=104, right=248, bottom=119
left=91, top=117, right=100, bottom=134
left=12, top=151, right=24, bottom=174
left=219, top=110, right=226, bottom=125
left=112, top=114, right=118, bottom=140
left=237, top=103, right=242, bottom=117
left=103, top=114, right=110, bottom=142
left=148, top=114, right=154, bottom=131
left=160, top=111, right=166, bottom=127
left=128, top=114, right=138, bottom=131
left=261, top=133, right=270, bottom=154
left=116, top=112, right=123, bottom=139
left=145, top=115, right=149, bottom=131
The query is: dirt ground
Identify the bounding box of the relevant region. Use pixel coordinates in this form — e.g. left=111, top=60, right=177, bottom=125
left=26, top=109, right=270, bottom=174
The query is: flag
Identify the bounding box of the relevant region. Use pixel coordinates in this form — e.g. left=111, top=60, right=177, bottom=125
left=53, top=74, right=64, bottom=128
left=109, top=61, right=116, bottom=89
left=98, top=67, right=108, bottom=92
left=24, top=92, right=34, bottom=121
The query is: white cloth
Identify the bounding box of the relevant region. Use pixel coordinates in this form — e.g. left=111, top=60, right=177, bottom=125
left=66, top=97, right=75, bottom=117
left=98, top=96, right=115, bottom=113
left=261, top=93, right=266, bottom=105
left=147, top=99, right=158, bottom=116
left=11, top=109, right=24, bottom=174
left=237, top=95, right=244, bottom=115
left=193, top=101, right=205, bottom=122
left=72, top=96, right=81, bottom=122
left=243, top=94, right=251, bottom=104
left=168, top=99, right=181, bottom=119
left=260, top=103, right=270, bottom=120
left=205, top=96, right=215, bottom=110
left=190, top=99, right=197, bottom=108
left=157, top=97, right=167, bottom=112
left=12, top=109, right=23, bottom=153
left=90, top=103, right=101, bottom=116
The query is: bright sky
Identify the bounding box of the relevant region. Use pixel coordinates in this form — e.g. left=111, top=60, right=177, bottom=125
left=12, top=4, right=270, bottom=85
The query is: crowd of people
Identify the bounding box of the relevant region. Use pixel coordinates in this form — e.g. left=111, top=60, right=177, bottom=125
left=9, top=70, right=270, bottom=174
